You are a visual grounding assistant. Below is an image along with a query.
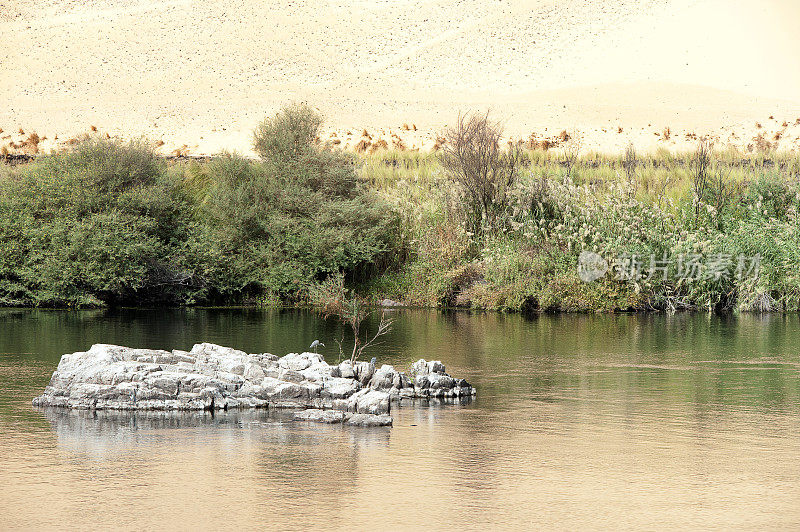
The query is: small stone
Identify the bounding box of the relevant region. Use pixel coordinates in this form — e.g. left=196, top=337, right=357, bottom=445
left=345, top=413, right=393, bottom=427
left=293, top=409, right=345, bottom=423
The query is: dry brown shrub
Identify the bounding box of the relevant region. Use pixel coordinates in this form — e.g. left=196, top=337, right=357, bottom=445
left=402, top=123, right=410, bottom=131
left=412, top=124, right=417, bottom=131
left=782, top=121, right=789, bottom=127
left=432, top=136, right=446, bottom=151
left=155, top=140, right=165, bottom=147
left=774, top=132, right=782, bottom=141
left=361, top=129, right=369, bottom=137
left=662, top=127, right=671, bottom=140
left=0, top=146, right=8, bottom=156
left=753, top=134, right=772, bottom=152
left=354, top=139, right=371, bottom=153
left=90, top=125, right=97, bottom=132
left=392, top=137, right=406, bottom=150
left=369, top=139, right=389, bottom=153
left=18, top=128, right=24, bottom=135
left=440, top=111, right=523, bottom=235
left=617, top=126, right=623, bottom=133
left=755, top=122, right=762, bottom=129
left=769, top=115, right=774, bottom=120
left=558, top=130, right=570, bottom=142
left=171, top=144, right=189, bottom=156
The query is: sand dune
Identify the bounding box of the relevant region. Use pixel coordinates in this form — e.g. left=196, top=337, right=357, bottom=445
left=1, top=0, right=799, bottom=155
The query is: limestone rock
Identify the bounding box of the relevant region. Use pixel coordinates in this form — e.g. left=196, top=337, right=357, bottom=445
left=368, top=364, right=397, bottom=391
left=320, top=377, right=360, bottom=399
left=293, top=409, right=346, bottom=423
left=33, top=344, right=475, bottom=422
left=338, top=389, right=390, bottom=415
left=345, top=413, right=393, bottom=427
left=292, top=409, right=392, bottom=427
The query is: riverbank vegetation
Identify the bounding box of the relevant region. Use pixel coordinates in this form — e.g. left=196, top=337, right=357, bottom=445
left=2, top=105, right=800, bottom=312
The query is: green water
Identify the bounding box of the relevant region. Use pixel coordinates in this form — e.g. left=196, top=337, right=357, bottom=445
left=1, top=309, right=799, bottom=529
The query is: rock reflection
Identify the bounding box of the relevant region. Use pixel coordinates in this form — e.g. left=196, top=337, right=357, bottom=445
left=40, top=407, right=392, bottom=459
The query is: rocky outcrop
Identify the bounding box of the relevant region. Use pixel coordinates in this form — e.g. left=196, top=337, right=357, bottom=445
left=33, top=343, right=475, bottom=427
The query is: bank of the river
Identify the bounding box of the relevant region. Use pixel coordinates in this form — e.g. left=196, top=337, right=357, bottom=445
left=2, top=106, right=800, bottom=313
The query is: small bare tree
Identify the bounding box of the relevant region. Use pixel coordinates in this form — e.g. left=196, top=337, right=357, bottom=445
left=690, top=139, right=713, bottom=222
left=562, top=131, right=582, bottom=179
left=706, top=166, right=740, bottom=228
left=309, top=273, right=393, bottom=364
left=440, top=111, right=523, bottom=236
left=623, top=142, right=638, bottom=185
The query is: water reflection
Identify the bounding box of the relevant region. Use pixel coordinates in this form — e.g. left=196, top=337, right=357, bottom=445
left=42, top=408, right=392, bottom=459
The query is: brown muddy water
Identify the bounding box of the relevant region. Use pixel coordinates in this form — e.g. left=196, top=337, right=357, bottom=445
left=1, top=309, right=799, bottom=530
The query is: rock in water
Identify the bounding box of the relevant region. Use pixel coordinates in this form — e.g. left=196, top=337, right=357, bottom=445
left=293, top=409, right=346, bottom=424
left=293, top=409, right=391, bottom=427
left=345, top=413, right=394, bottom=427
left=33, top=343, right=476, bottom=426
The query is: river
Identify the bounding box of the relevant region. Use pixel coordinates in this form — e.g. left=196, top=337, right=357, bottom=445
left=1, top=309, right=799, bottom=529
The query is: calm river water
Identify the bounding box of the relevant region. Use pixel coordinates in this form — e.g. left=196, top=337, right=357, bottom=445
left=1, top=309, right=799, bottom=529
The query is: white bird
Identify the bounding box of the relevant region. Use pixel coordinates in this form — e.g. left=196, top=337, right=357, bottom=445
left=310, top=340, right=324, bottom=353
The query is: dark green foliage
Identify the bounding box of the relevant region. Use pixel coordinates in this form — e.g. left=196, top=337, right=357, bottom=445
left=0, top=107, right=399, bottom=307
left=199, top=152, right=398, bottom=299
left=0, top=140, right=201, bottom=307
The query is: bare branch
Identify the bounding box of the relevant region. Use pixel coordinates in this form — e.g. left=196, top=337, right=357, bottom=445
left=440, top=111, right=521, bottom=237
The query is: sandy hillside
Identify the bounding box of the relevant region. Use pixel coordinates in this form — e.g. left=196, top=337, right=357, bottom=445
left=1, top=0, right=799, bottom=156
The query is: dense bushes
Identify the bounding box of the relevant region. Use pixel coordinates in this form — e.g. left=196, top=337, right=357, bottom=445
left=0, top=106, right=399, bottom=307
left=3, top=105, right=800, bottom=312
left=361, top=142, right=800, bottom=313
left=0, top=139, right=200, bottom=307
left=196, top=152, right=398, bottom=300
left=197, top=105, right=399, bottom=301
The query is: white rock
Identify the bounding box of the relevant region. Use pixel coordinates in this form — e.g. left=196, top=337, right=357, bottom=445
left=293, top=409, right=345, bottom=423
left=345, top=413, right=393, bottom=427
left=368, top=364, right=397, bottom=391
left=338, top=361, right=355, bottom=379
left=321, top=377, right=360, bottom=399
left=343, top=389, right=390, bottom=415
left=278, top=352, right=322, bottom=371
left=33, top=346, right=476, bottom=418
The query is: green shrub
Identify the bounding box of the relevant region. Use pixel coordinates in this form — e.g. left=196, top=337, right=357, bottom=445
left=0, top=140, right=200, bottom=307
left=253, top=103, right=324, bottom=162
left=199, top=106, right=400, bottom=301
